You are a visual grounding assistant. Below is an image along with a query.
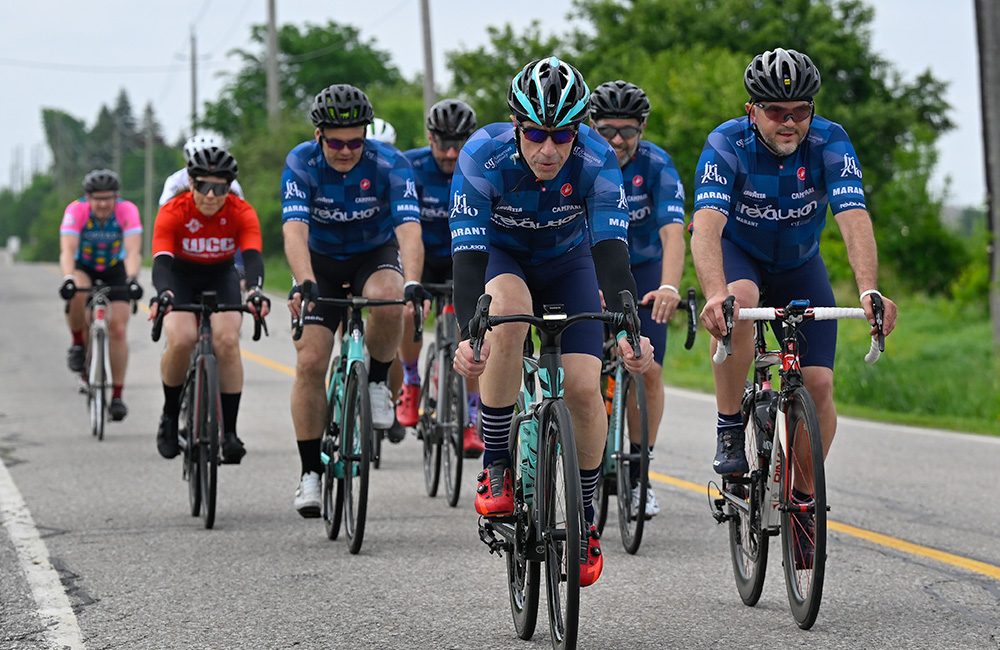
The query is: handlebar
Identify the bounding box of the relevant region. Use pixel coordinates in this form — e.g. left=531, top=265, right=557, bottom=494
left=151, top=292, right=268, bottom=343
left=69, top=284, right=139, bottom=315
left=637, top=287, right=698, bottom=350
left=291, top=295, right=423, bottom=342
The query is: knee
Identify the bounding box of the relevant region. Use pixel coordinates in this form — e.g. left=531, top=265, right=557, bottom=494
left=296, top=347, right=329, bottom=383
left=109, top=320, right=128, bottom=341
left=164, top=325, right=197, bottom=354
left=564, top=378, right=602, bottom=417
left=806, top=373, right=834, bottom=403
left=214, top=330, right=241, bottom=359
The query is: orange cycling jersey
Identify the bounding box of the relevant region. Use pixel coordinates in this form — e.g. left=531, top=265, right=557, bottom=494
left=152, top=193, right=263, bottom=263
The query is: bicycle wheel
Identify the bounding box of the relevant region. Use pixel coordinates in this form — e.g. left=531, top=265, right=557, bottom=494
left=540, top=401, right=581, bottom=649
left=727, top=385, right=770, bottom=606
left=88, top=329, right=106, bottom=441
left=779, top=388, right=827, bottom=629
left=441, top=351, right=465, bottom=508
left=594, top=475, right=611, bottom=535
left=322, top=427, right=343, bottom=540
left=198, top=356, right=221, bottom=530
left=615, top=374, right=649, bottom=554
left=419, top=342, right=442, bottom=497
left=342, top=362, right=372, bottom=554
left=180, top=378, right=200, bottom=517
left=506, top=409, right=540, bottom=640
left=372, top=426, right=383, bottom=470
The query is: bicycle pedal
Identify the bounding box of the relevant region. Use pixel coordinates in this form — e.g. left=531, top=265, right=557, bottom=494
left=477, top=518, right=506, bottom=556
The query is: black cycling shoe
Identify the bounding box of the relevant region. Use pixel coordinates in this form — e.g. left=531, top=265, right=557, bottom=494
left=386, top=416, right=406, bottom=444
left=221, top=432, right=246, bottom=464
left=108, top=398, right=128, bottom=422
left=713, top=428, right=749, bottom=475
left=156, top=415, right=180, bottom=459
left=67, top=345, right=85, bottom=373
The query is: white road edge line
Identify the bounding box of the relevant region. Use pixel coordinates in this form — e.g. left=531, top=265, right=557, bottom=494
left=0, top=459, right=85, bottom=650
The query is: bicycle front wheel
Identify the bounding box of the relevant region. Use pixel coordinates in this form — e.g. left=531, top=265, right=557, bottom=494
left=420, top=342, right=442, bottom=497
left=441, top=351, right=465, bottom=508
left=180, top=378, right=200, bottom=517
left=198, top=356, right=221, bottom=530
left=779, top=388, right=827, bottom=629
left=342, top=362, right=372, bottom=554
left=615, top=374, right=649, bottom=554
left=88, top=329, right=107, bottom=441
left=506, top=408, right=540, bottom=640
left=539, top=401, right=581, bottom=649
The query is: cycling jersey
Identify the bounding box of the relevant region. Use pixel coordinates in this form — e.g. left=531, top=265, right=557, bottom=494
left=693, top=115, right=866, bottom=273
left=158, top=169, right=245, bottom=206
left=404, top=146, right=452, bottom=260
left=280, top=138, right=420, bottom=261
left=449, top=122, right=629, bottom=265
left=60, top=200, right=142, bottom=272
left=152, top=193, right=262, bottom=264
left=621, top=140, right=685, bottom=266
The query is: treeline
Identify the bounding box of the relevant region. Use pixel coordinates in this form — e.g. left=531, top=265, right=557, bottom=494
left=2, top=0, right=990, bottom=317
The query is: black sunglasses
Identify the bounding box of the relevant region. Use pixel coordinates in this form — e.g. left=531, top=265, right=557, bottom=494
left=754, top=102, right=814, bottom=123
left=431, top=133, right=468, bottom=151
left=520, top=126, right=577, bottom=145
left=324, top=137, right=365, bottom=150
left=595, top=125, right=642, bottom=140
left=193, top=179, right=231, bottom=196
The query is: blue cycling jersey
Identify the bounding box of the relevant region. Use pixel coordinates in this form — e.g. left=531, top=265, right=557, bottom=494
left=280, top=138, right=421, bottom=260
left=693, top=115, right=866, bottom=273
left=449, top=122, right=629, bottom=265
left=621, top=140, right=685, bottom=266
left=404, top=146, right=452, bottom=260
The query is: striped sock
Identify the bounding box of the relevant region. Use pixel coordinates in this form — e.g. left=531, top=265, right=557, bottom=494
left=480, top=403, right=514, bottom=467
left=402, top=360, right=420, bottom=386
left=580, top=465, right=602, bottom=526
left=717, top=411, right=742, bottom=434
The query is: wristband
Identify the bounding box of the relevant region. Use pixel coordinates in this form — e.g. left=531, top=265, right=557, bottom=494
left=859, top=289, right=882, bottom=302
left=658, top=284, right=680, bottom=295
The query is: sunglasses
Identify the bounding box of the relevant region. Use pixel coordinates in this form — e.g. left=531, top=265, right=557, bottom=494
left=754, top=102, right=814, bottom=123
left=431, top=133, right=467, bottom=151
left=193, top=179, right=231, bottom=196
left=595, top=125, right=642, bottom=140
left=324, top=137, right=365, bottom=150
left=520, top=126, right=577, bottom=145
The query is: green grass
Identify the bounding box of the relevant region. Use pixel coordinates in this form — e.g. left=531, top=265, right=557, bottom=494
left=661, top=294, right=999, bottom=436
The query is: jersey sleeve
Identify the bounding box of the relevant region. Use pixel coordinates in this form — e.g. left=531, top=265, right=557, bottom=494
left=692, top=130, right=738, bottom=217
left=280, top=150, right=314, bottom=225
left=231, top=178, right=245, bottom=199
left=387, top=153, right=421, bottom=227
left=586, top=146, right=630, bottom=246
left=59, top=201, right=87, bottom=236
left=151, top=203, right=179, bottom=257
left=652, top=154, right=686, bottom=228
left=158, top=169, right=187, bottom=206
left=823, top=124, right=868, bottom=215
left=448, top=134, right=496, bottom=255
left=235, top=201, right=264, bottom=253
left=115, top=201, right=143, bottom=236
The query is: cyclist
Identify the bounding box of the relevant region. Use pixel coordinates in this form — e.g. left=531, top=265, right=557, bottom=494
left=451, top=57, right=653, bottom=587
left=366, top=117, right=398, bottom=146
left=59, top=169, right=143, bottom=420
left=158, top=134, right=246, bottom=206
left=691, top=48, right=898, bottom=556
left=396, top=98, right=484, bottom=457
left=590, top=80, right=686, bottom=518
left=283, top=84, right=424, bottom=518
left=150, top=143, right=269, bottom=464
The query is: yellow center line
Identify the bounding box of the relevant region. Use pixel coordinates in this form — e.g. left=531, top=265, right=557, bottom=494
left=649, top=469, right=1000, bottom=582
left=241, top=349, right=296, bottom=377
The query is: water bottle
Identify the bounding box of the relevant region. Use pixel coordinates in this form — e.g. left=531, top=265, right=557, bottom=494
left=753, top=389, right=775, bottom=457
left=519, top=419, right=538, bottom=507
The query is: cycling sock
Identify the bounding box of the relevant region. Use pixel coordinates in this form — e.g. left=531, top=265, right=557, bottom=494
left=112, top=385, right=123, bottom=400
left=162, top=383, right=183, bottom=420
left=297, top=438, right=324, bottom=476
left=481, top=403, right=514, bottom=467
left=71, top=330, right=85, bottom=346
left=368, top=358, right=391, bottom=385
left=629, top=441, right=641, bottom=488
left=580, top=465, right=601, bottom=525
left=467, top=391, right=481, bottom=426
left=402, top=360, right=420, bottom=386
left=717, top=411, right=743, bottom=435
left=221, top=392, right=241, bottom=435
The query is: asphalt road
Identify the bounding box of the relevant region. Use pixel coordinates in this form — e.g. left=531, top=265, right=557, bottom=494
left=1, top=260, right=997, bottom=650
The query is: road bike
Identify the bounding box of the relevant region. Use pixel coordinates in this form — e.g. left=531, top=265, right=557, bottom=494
left=709, top=295, right=884, bottom=629
left=152, top=291, right=266, bottom=530
left=594, top=288, right=699, bottom=554
left=476, top=291, right=642, bottom=649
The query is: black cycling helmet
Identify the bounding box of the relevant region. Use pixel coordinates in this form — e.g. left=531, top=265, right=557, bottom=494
left=744, top=48, right=821, bottom=102
left=310, top=84, right=374, bottom=128
left=82, top=169, right=120, bottom=193
left=589, top=80, right=650, bottom=121
left=426, top=99, right=477, bottom=137
left=187, top=145, right=239, bottom=180
left=508, top=56, right=590, bottom=128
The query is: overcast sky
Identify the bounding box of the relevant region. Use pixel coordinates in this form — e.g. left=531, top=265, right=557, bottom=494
left=0, top=0, right=983, bottom=206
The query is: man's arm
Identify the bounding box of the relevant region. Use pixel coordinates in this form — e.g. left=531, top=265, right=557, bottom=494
left=282, top=221, right=314, bottom=284
left=394, top=221, right=424, bottom=284
left=690, top=207, right=730, bottom=337
left=123, top=232, right=142, bottom=278
left=834, top=208, right=898, bottom=335
left=59, top=234, right=79, bottom=277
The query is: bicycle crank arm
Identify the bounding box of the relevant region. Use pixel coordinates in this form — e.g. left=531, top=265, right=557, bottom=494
left=478, top=518, right=512, bottom=557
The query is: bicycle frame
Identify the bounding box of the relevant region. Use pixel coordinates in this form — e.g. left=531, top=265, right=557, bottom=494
left=321, top=306, right=367, bottom=475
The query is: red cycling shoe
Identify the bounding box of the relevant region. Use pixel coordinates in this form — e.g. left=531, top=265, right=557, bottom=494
left=396, top=383, right=420, bottom=427
left=463, top=424, right=484, bottom=459
left=579, top=526, right=604, bottom=587
left=475, top=461, right=514, bottom=517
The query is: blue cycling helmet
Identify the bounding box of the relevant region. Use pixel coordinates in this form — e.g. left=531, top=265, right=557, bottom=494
left=508, top=56, right=590, bottom=128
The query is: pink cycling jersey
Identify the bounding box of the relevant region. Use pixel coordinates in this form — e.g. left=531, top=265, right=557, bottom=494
left=60, top=200, right=142, bottom=272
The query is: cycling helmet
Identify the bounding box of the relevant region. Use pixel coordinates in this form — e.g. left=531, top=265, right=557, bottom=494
left=744, top=48, right=822, bottom=102
left=310, top=84, right=374, bottom=128
left=426, top=99, right=477, bottom=137
left=183, top=134, right=225, bottom=163
left=366, top=118, right=397, bottom=145
left=589, top=80, right=650, bottom=121
left=82, top=169, right=120, bottom=193
left=187, top=145, right=238, bottom=180
left=508, top=56, right=590, bottom=128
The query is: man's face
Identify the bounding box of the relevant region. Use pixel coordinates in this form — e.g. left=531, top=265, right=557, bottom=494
left=317, top=125, right=366, bottom=173
left=747, top=100, right=813, bottom=156
left=428, top=131, right=466, bottom=175
left=515, top=119, right=577, bottom=181
left=87, top=192, right=117, bottom=219
left=189, top=175, right=231, bottom=217
left=592, top=117, right=643, bottom=167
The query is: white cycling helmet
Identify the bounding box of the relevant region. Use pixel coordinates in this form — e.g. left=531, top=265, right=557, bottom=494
left=365, top=118, right=397, bottom=145
left=183, top=134, right=225, bottom=163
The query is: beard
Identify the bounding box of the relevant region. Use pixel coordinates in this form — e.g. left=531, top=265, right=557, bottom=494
left=760, top=129, right=804, bottom=157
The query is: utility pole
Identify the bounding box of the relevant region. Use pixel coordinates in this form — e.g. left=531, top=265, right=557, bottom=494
left=112, top=122, right=121, bottom=176
left=419, top=0, right=437, bottom=117
left=190, top=26, right=198, bottom=133
left=975, top=0, right=1000, bottom=349
left=266, top=0, right=280, bottom=128
left=143, top=106, right=155, bottom=258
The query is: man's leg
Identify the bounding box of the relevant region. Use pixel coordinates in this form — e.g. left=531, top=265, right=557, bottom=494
left=362, top=268, right=404, bottom=430
left=212, top=311, right=246, bottom=462
left=65, top=270, right=91, bottom=373
left=156, top=312, right=198, bottom=458
left=107, top=301, right=131, bottom=420
left=290, top=324, right=336, bottom=516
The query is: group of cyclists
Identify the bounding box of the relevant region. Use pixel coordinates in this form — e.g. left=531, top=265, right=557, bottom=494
left=57, top=46, right=897, bottom=592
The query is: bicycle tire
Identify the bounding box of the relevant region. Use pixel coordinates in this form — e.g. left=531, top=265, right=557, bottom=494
left=342, top=362, right=372, bottom=554
left=198, top=356, right=220, bottom=530
left=441, top=349, right=465, bottom=508
left=180, top=377, right=200, bottom=517
left=615, top=374, right=649, bottom=554
left=89, top=329, right=107, bottom=441
left=372, top=426, right=383, bottom=470
left=594, top=476, right=611, bottom=535
left=506, top=407, right=540, bottom=640
left=420, top=342, right=442, bottom=497
left=323, top=402, right=343, bottom=540
left=779, top=388, right=827, bottom=629
left=727, top=385, right=770, bottom=606
left=540, top=400, right=581, bottom=649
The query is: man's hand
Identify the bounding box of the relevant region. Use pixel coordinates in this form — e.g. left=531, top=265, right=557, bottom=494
left=287, top=279, right=318, bottom=320
left=59, top=276, right=76, bottom=300
left=454, top=338, right=490, bottom=379
left=700, top=291, right=738, bottom=339
left=245, top=286, right=271, bottom=319
left=641, top=287, right=681, bottom=324
left=126, top=277, right=144, bottom=302
left=148, top=290, right=174, bottom=320
left=862, top=292, right=898, bottom=337
left=404, top=281, right=425, bottom=308
left=618, top=334, right=654, bottom=375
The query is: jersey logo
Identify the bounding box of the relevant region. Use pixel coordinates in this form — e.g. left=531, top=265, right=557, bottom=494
left=632, top=175, right=643, bottom=187
left=797, top=167, right=806, bottom=181
left=403, top=178, right=418, bottom=199
left=675, top=184, right=685, bottom=201
left=183, top=237, right=236, bottom=254
left=700, top=162, right=728, bottom=185
left=840, top=154, right=862, bottom=179
left=184, top=218, right=203, bottom=233
left=561, top=183, right=573, bottom=197
left=450, top=192, right=479, bottom=217
left=284, top=180, right=306, bottom=200
left=617, top=185, right=628, bottom=210
left=360, top=178, right=371, bottom=191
